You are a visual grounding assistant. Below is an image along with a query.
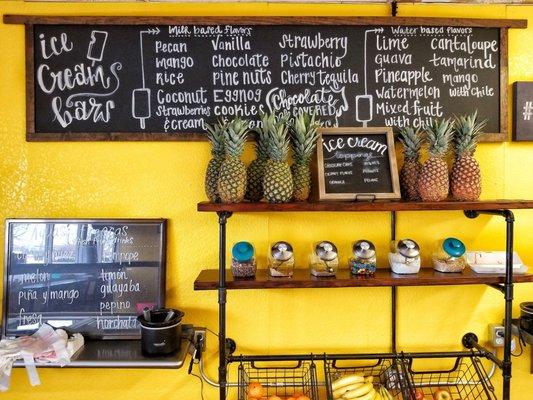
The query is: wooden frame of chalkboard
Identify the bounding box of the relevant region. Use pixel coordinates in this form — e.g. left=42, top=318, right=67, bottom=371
left=3, top=218, right=167, bottom=339
left=3, top=15, right=527, bottom=142
left=315, top=127, right=400, bottom=201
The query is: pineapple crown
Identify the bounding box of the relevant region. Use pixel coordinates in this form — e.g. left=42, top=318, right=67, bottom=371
left=453, top=111, right=486, bottom=157
left=290, top=111, right=322, bottom=164
left=205, top=120, right=226, bottom=158
left=398, top=126, right=423, bottom=161
left=425, top=117, right=454, bottom=157
left=266, top=113, right=290, bottom=163
left=223, top=117, right=249, bottom=158
left=253, top=112, right=276, bottom=159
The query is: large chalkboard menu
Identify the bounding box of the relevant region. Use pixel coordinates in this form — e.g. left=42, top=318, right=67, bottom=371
left=5, top=16, right=527, bottom=141
left=3, top=219, right=166, bottom=339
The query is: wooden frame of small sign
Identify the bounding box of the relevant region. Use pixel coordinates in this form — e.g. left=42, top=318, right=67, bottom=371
left=315, top=127, right=400, bottom=201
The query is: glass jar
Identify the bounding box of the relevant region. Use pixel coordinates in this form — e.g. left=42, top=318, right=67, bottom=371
left=231, top=241, right=256, bottom=278
left=388, top=239, right=421, bottom=274
left=309, top=241, right=339, bottom=277
left=268, top=241, right=295, bottom=277
left=433, top=237, right=467, bottom=273
left=349, top=240, right=377, bottom=275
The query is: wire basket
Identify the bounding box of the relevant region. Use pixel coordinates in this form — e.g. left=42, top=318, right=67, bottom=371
left=404, top=354, right=497, bottom=400
left=325, top=357, right=411, bottom=400
left=238, top=360, right=319, bottom=400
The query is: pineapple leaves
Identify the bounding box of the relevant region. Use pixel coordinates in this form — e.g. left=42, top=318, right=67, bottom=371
left=290, top=111, right=322, bottom=164
left=223, top=117, right=249, bottom=158
left=254, top=110, right=291, bottom=163
left=453, top=110, right=487, bottom=157
left=398, top=126, right=423, bottom=161
left=253, top=112, right=275, bottom=159
left=205, top=119, right=226, bottom=158
left=425, top=117, right=454, bottom=158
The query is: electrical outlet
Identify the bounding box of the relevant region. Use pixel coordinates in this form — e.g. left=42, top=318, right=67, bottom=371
left=192, top=327, right=206, bottom=354
left=489, top=324, right=505, bottom=347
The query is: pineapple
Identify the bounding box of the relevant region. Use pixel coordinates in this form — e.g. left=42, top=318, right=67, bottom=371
left=451, top=111, right=486, bottom=201
left=417, top=118, right=454, bottom=202
left=245, top=112, right=275, bottom=202
left=398, top=127, right=423, bottom=201
left=204, top=120, right=226, bottom=202
left=217, top=117, right=249, bottom=203
left=290, top=111, right=321, bottom=201
left=263, top=116, right=293, bottom=203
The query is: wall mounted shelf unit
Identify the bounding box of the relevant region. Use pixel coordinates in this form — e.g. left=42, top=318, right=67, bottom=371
left=196, top=200, right=533, bottom=400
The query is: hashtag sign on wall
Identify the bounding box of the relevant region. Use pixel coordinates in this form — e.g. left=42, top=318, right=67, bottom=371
left=513, top=82, right=533, bottom=141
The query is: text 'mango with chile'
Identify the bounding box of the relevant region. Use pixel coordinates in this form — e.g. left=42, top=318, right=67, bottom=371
left=32, top=21, right=500, bottom=139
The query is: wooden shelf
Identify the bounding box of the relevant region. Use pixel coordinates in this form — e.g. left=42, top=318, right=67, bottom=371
left=194, top=268, right=533, bottom=290
left=197, top=200, right=533, bottom=213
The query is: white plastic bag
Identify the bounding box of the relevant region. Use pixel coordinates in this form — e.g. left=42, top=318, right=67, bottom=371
left=0, top=324, right=84, bottom=391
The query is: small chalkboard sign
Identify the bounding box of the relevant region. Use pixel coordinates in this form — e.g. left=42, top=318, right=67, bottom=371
left=315, top=127, right=400, bottom=200
left=3, top=219, right=166, bottom=339
left=513, top=82, right=533, bottom=141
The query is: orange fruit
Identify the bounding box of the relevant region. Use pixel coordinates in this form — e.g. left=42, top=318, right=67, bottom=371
left=248, top=382, right=265, bottom=398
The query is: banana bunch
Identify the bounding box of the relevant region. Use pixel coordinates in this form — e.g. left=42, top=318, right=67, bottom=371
left=331, top=374, right=376, bottom=400
left=376, top=384, right=394, bottom=400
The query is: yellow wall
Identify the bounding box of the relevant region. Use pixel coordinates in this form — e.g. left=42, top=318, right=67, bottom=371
left=1, top=1, right=533, bottom=399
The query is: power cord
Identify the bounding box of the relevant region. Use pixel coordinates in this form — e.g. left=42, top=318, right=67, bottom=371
left=190, top=370, right=205, bottom=400
left=206, top=327, right=219, bottom=337
left=189, top=327, right=232, bottom=397
left=511, top=326, right=527, bottom=357
left=187, top=338, right=205, bottom=400
left=203, top=328, right=231, bottom=397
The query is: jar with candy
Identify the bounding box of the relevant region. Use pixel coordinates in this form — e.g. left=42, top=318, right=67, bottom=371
left=268, top=241, right=295, bottom=277
left=388, top=239, right=421, bottom=274
left=349, top=240, right=377, bottom=275
left=231, top=241, right=256, bottom=278
left=433, top=237, right=467, bottom=273
left=309, top=241, right=339, bottom=277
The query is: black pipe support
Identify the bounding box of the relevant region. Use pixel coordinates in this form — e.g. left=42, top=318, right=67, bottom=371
left=461, top=332, right=504, bottom=369
left=217, top=211, right=232, bottom=400
left=463, top=209, right=515, bottom=399
left=462, top=332, right=479, bottom=349
left=225, top=338, right=236, bottom=356
left=464, top=209, right=514, bottom=222
left=464, top=210, right=479, bottom=219
left=391, top=211, right=397, bottom=354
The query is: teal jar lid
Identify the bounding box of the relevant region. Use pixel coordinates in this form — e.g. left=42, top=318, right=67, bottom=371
left=442, top=238, right=466, bottom=258
left=232, top=241, right=254, bottom=262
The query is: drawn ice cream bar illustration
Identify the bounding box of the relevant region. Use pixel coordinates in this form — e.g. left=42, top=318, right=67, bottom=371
left=132, top=88, right=151, bottom=129
left=87, top=30, right=108, bottom=66
left=355, top=94, right=373, bottom=127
